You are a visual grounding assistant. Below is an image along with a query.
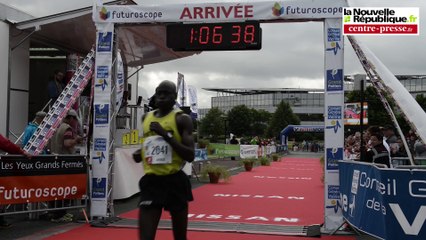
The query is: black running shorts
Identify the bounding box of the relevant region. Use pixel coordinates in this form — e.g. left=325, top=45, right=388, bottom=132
left=138, top=170, right=193, bottom=211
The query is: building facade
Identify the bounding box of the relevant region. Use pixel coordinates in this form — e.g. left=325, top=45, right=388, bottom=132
left=199, top=74, right=426, bottom=125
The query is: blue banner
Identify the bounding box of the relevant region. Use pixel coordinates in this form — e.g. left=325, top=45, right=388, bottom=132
left=339, top=161, right=426, bottom=239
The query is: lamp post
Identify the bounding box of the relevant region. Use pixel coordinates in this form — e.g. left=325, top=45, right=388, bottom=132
left=224, top=119, right=228, bottom=144
left=220, top=114, right=228, bottom=144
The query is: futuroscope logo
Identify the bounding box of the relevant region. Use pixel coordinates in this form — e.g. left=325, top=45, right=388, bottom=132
left=343, top=7, right=419, bottom=35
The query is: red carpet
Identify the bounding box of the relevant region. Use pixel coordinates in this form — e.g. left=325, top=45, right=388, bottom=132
left=122, top=158, right=324, bottom=226
left=44, top=157, right=355, bottom=240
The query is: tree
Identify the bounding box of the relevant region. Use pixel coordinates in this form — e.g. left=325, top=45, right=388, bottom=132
left=267, top=100, right=300, bottom=139
left=416, top=94, right=426, bottom=111
left=251, top=109, right=272, bottom=137
left=198, top=107, right=225, bottom=142
left=345, top=86, right=426, bottom=134
left=227, top=105, right=253, bottom=137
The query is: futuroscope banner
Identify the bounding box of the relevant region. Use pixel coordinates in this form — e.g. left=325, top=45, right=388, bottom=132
left=339, top=161, right=426, bottom=240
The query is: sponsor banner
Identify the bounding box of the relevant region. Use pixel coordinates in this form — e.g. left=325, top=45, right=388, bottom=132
left=121, top=129, right=143, bottom=146
left=209, top=143, right=240, bottom=157
left=91, top=23, right=114, bottom=217
left=323, top=18, right=344, bottom=231
left=343, top=7, right=419, bottom=35
left=0, top=155, right=87, bottom=205
left=294, top=126, right=324, bottom=133
left=339, top=161, right=426, bottom=240
left=266, top=145, right=276, bottom=155
left=93, top=0, right=346, bottom=23
left=240, top=145, right=258, bottom=159
left=194, top=148, right=208, bottom=162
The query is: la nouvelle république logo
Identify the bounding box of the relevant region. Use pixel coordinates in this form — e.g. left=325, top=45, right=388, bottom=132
left=343, top=7, right=419, bottom=35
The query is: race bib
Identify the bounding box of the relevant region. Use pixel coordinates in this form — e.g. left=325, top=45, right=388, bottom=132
left=143, top=136, right=172, bottom=164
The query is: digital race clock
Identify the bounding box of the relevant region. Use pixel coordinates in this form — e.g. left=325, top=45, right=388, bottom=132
left=166, top=22, right=262, bottom=51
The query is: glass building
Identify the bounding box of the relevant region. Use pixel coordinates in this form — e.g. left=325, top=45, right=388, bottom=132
left=199, top=74, right=426, bottom=125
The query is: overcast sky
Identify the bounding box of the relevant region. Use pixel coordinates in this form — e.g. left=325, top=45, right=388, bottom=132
left=1, top=0, right=425, bottom=108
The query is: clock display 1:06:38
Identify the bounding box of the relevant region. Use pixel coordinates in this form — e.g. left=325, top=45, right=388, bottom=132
left=166, top=22, right=262, bottom=51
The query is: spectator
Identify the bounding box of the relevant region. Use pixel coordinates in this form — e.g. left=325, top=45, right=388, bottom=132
left=50, top=109, right=83, bottom=154
left=362, top=132, right=391, bottom=168
left=48, top=109, right=83, bottom=222
left=393, top=137, right=408, bottom=157
left=367, top=125, right=390, bottom=152
left=22, top=111, right=47, bottom=147
left=47, top=70, right=65, bottom=104
left=414, top=139, right=426, bottom=157
left=407, top=131, right=418, bottom=155
left=382, top=124, right=398, bottom=145
left=230, top=135, right=239, bottom=144
left=250, top=136, right=259, bottom=145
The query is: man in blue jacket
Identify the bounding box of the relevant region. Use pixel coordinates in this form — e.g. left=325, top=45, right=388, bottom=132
left=22, top=111, right=46, bottom=147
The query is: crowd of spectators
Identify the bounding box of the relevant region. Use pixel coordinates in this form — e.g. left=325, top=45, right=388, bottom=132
left=292, top=140, right=323, bottom=152
left=344, top=124, right=426, bottom=165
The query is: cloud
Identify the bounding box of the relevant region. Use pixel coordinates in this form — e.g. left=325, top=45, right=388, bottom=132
left=2, top=0, right=424, bottom=109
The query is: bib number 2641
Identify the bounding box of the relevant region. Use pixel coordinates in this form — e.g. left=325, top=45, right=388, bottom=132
left=143, top=136, right=172, bottom=164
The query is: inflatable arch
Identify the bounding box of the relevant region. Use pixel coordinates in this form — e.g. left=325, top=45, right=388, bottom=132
left=280, top=125, right=324, bottom=146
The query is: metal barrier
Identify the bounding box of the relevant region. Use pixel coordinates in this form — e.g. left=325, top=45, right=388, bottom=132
left=391, top=157, right=426, bottom=167
left=0, top=199, right=88, bottom=218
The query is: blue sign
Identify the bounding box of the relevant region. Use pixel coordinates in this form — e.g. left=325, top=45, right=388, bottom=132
left=339, top=161, right=426, bottom=240
left=96, top=66, right=109, bottom=78
left=91, top=178, right=107, bottom=198
left=328, top=106, right=342, bottom=119
left=327, top=28, right=341, bottom=42
left=95, top=104, right=109, bottom=125
left=328, top=185, right=340, bottom=199
left=326, top=148, right=343, bottom=170
left=326, top=69, right=343, bottom=91
left=97, top=32, right=112, bottom=52
left=94, top=138, right=107, bottom=151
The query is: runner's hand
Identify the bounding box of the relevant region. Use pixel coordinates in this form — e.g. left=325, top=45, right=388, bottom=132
left=150, top=122, right=167, bottom=138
